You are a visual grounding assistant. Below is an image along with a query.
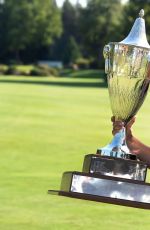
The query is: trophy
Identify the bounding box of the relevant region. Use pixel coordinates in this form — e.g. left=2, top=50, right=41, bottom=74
left=48, top=10, right=150, bottom=209
left=97, top=8, right=150, bottom=159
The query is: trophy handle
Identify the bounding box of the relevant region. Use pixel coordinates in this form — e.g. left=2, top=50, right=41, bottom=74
left=103, top=44, right=111, bottom=73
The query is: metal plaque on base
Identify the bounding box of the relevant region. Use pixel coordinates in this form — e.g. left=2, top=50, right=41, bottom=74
left=48, top=171, right=150, bottom=209
left=82, top=154, right=147, bottom=182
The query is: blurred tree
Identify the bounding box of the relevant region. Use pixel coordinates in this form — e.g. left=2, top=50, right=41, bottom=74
left=24, top=0, right=62, bottom=62
left=79, top=0, right=123, bottom=67
left=31, top=0, right=62, bottom=48
left=51, top=0, right=82, bottom=64
left=62, top=0, right=78, bottom=39
left=0, top=0, right=34, bottom=62
left=62, top=36, right=81, bottom=64
left=0, top=0, right=62, bottom=63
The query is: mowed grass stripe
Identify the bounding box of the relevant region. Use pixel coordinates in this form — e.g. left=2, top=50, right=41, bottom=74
left=0, top=74, right=150, bottom=230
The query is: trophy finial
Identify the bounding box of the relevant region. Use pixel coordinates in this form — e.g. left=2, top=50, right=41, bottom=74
left=139, top=9, right=144, bottom=18
left=120, top=9, right=150, bottom=48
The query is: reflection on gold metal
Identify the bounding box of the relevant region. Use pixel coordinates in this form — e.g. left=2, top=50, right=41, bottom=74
left=106, top=43, right=150, bottom=122
left=99, top=10, right=150, bottom=158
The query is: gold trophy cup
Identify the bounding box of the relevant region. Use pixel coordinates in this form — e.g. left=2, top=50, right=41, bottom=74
left=98, top=9, right=150, bottom=159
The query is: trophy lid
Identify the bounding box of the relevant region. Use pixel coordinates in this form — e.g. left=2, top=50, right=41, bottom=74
left=120, top=9, right=150, bottom=48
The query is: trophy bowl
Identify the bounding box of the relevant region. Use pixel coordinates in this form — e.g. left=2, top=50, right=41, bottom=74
left=98, top=10, right=150, bottom=158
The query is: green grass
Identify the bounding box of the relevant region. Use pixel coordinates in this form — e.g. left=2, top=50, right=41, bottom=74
left=0, top=72, right=150, bottom=230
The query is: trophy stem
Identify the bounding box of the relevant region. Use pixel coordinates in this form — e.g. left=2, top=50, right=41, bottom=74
left=97, top=128, right=136, bottom=159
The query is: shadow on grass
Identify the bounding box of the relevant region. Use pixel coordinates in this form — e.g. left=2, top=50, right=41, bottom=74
left=0, top=78, right=107, bottom=88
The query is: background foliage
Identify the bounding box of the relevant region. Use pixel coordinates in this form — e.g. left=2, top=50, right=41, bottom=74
left=0, top=0, right=150, bottom=66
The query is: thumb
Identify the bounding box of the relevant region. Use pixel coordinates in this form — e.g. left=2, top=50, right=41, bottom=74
left=111, top=116, right=115, bottom=122
left=126, top=117, right=136, bottom=136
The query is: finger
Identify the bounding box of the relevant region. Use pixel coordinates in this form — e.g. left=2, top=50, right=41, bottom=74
left=113, top=121, right=124, bottom=127
left=126, top=117, right=136, bottom=129
left=112, top=126, right=124, bottom=135
left=113, top=126, right=123, bottom=131
left=111, top=116, right=123, bottom=123
left=113, top=127, right=123, bottom=133
left=112, top=128, right=122, bottom=135
left=111, top=116, right=115, bottom=122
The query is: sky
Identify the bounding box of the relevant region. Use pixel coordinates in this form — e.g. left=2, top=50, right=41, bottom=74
left=56, top=0, right=87, bottom=7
